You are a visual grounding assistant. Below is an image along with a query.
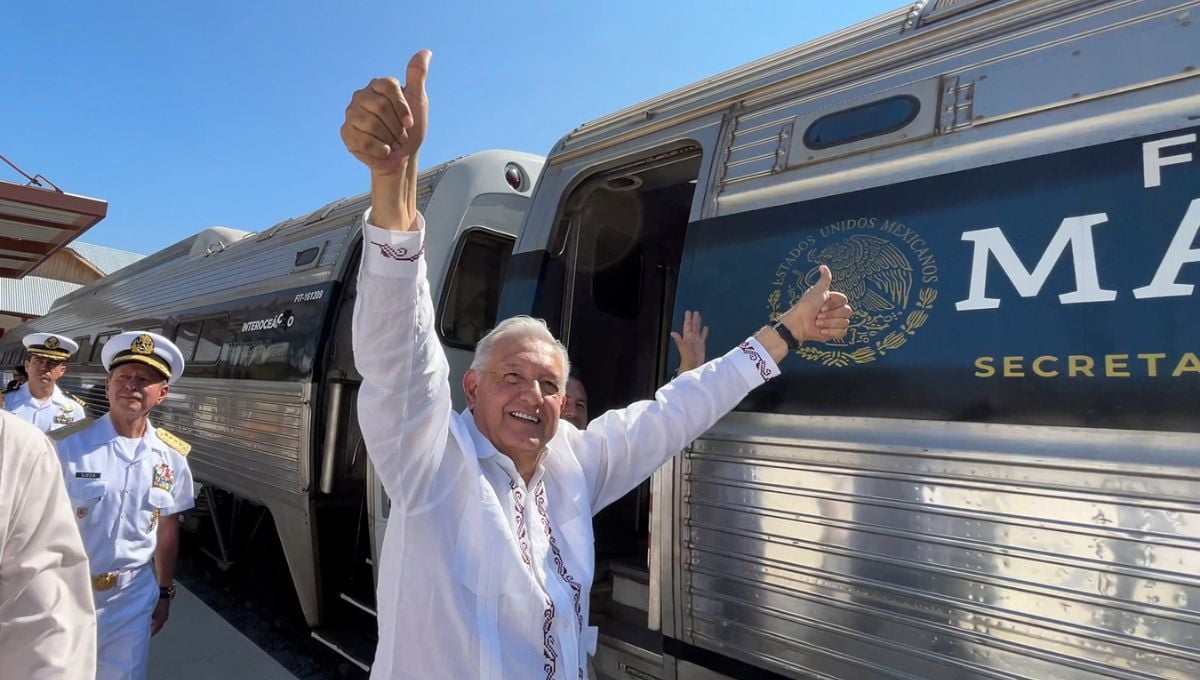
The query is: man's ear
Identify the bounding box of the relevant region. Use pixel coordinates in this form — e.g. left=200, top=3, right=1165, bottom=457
left=463, top=369, right=479, bottom=409
left=155, top=384, right=170, bottom=407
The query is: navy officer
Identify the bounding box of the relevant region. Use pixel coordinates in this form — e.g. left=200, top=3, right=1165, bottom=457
left=4, top=332, right=88, bottom=432
left=51, top=331, right=194, bottom=680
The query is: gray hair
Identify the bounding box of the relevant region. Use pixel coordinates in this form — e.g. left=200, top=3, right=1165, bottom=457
left=470, top=316, right=570, bottom=383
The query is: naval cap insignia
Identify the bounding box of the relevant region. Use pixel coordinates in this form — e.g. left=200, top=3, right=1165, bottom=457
left=132, top=334, right=155, bottom=355
left=45, top=336, right=60, bottom=349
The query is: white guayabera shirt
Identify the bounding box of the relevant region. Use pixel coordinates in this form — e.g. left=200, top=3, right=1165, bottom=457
left=0, top=411, right=96, bottom=680
left=356, top=217, right=780, bottom=680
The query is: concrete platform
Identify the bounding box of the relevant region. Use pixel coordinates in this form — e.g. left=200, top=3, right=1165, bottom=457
left=148, top=584, right=297, bottom=680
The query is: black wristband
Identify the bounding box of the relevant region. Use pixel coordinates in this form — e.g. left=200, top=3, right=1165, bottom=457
left=771, top=320, right=802, bottom=352
left=159, top=584, right=176, bottom=600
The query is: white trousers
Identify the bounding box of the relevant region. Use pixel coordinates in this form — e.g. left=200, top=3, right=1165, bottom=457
left=94, top=566, right=157, bottom=680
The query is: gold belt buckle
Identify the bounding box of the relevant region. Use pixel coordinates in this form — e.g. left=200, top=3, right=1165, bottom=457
left=93, top=572, right=118, bottom=591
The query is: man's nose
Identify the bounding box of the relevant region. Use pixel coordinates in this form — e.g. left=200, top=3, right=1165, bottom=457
left=516, top=379, right=545, bottom=404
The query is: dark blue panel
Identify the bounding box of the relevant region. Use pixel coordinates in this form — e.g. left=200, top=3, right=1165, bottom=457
left=675, top=127, right=1200, bottom=432
left=167, top=282, right=338, bottom=381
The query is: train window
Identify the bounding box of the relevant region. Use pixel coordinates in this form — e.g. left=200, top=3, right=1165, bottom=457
left=173, top=321, right=202, bottom=360
left=803, top=95, right=920, bottom=150
left=438, top=228, right=514, bottom=349
left=90, top=332, right=117, bottom=364
left=292, top=242, right=326, bottom=271
left=71, top=337, right=90, bottom=365
left=193, top=319, right=226, bottom=364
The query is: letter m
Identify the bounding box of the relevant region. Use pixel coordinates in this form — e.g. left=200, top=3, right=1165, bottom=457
left=956, top=213, right=1116, bottom=311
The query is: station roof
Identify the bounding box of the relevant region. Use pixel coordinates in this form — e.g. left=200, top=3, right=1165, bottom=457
left=0, top=179, right=109, bottom=279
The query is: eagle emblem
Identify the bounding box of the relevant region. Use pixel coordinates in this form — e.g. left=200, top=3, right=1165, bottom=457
left=769, top=219, right=939, bottom=367
left=132, top=334, right=155, bottom=355
left=45, top=336, right=60, bottom=349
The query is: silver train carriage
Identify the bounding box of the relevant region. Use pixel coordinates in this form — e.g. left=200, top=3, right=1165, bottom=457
left=496, top=1, right=1200, bottom=678
left=0, top=151, right=546, bottom=651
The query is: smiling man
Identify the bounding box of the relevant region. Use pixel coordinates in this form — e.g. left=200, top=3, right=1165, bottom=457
left=342, top=52, right=852, bottom=679
left=4, top=332, right=88, bottom=432
left=51, top=331, right=194, bottom=680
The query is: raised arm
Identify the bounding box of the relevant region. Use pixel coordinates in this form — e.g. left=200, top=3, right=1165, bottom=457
left=344, top=52, right=457, bottom=510
left=577, top=265, right=850, bottom=512
left=670, top=310, right=709, bottom=374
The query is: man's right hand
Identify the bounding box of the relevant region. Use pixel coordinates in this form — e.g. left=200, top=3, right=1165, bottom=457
left=341, top=50, right=432, bottom=230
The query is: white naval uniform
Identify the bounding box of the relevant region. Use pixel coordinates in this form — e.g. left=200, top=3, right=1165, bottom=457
left=355, top=218, right=781, bottom=679
left=4, top=383, right=87, bottom=433
left=55, top=414, right=195, bottom=680
left=0, top=411, right=97, bottom=680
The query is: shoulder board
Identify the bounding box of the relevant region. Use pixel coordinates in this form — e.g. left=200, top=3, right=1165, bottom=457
left=156, top=427, right=191, bottom=456
left=3, top=384, right=18, bottom=394
left=49, top=417, right=94, bottom=442
left=70, top=393, right=87, bottom=407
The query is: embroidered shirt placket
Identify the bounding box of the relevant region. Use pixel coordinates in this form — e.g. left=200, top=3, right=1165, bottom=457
left=535, top=481, right=586, bottom=679
left=509, top=473, right=585, bottom=680
left=510, top=478, right=562, bottom=678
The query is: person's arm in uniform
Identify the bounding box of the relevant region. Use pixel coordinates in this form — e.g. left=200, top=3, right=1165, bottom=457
left=151, top=448, right=195, bottom=636
left=0, top=414, right=97, bottom=680
left=343, top=52, right=456, bottom=512
left=574, top=267, right=851, bottom=514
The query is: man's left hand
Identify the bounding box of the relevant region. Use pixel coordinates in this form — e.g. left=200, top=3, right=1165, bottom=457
left=151, top=599, right=170, bottom=637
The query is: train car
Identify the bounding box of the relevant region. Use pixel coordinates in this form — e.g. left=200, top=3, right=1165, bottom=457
left=496, top=1, right=1200, bottom=678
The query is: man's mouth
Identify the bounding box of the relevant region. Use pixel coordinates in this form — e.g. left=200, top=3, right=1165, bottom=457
left=509, top=411, right=540, bottom=424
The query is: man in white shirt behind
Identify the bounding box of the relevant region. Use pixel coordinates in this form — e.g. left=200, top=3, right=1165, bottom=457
left=0, top=411, right=96, bottom=680
left=340, top=51, right=853, bottom=679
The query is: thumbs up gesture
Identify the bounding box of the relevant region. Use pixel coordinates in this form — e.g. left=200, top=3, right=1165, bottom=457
left=779, top=265, right=852, bottom=343
left=341, top=50, right=432, bottom=176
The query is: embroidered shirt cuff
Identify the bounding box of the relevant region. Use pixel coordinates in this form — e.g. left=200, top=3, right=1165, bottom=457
left=728, top=336, right=781, bottom=387
left=362, top=209, right=426, bottom=277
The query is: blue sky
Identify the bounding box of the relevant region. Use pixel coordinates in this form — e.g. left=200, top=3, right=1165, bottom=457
left=3, top=1, right=902, bottom=254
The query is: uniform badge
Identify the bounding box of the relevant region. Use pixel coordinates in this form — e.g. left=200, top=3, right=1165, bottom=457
left=76, top=506, right=88, bottom=519
left=55, top=413, right=74, bottom=425
left=61, top=402, right=74, bottom=413
left=45, top=336, right=60, bottom=350
left=152, top=463, right=175, bottom=493
left=132, top=334, right=155, bottom=355
left=149, top=508, right=160, bottom=531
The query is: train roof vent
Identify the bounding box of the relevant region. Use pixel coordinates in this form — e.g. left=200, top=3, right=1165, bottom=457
left=187, top=226, right=253, bottom=259
left=918, top=0, right=1002, bottom=26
